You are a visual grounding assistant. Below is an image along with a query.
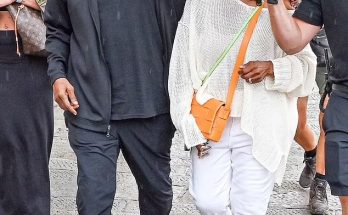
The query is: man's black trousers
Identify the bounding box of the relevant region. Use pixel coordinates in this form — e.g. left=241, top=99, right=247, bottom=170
left=324, top=90, right=348, bottom=196
left=68, top=114, right=175, bottom=215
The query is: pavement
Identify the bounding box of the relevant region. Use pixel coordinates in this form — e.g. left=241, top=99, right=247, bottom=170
left=50, top=92, right=342, bottom=215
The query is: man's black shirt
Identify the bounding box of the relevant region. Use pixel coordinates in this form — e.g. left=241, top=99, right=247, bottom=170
left=98, top=0, right=168, bottom=120
left=294, top=0, right=348, bottom=87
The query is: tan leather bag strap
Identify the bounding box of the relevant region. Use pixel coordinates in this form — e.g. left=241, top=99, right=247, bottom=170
left=225, top=3, right=264, bottom=110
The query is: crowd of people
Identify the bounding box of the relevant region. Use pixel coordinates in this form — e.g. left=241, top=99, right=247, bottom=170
left=0, top=0, right=346, bottom=214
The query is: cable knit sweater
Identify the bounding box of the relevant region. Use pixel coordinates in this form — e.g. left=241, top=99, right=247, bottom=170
left=168, top=0, right=317, bottom=184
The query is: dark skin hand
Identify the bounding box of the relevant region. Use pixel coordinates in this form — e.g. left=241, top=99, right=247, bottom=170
left=239, top=61, right=275, bottom=84
left=238, top=0, right=296, bottom=84
left=196, top=143, right=211, bottom=159
left=238, top=0, right=298, bottom=84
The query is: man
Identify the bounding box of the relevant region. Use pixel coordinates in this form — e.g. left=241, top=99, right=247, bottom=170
left=295, top=28, right=333, bottom=214
left=287, top=3, right=328, bottom=213
left=44, top=0, right=186, bottom=214
left=267, top=0, right=348, bottom=213
left=308, top=29, right=333, bottom=214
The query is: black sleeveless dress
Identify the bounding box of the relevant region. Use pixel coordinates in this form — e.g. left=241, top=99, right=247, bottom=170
left=0, top=12, right=53, bottom=215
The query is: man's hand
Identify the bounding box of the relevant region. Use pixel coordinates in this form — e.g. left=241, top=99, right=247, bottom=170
left=239, top=61, right=274, bottom=84
left=283, top=0, right=300, bottom=10
left=53, top=78, right=79, bottom=115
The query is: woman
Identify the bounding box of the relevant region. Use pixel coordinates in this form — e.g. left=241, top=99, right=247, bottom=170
left=168, top=0, right=316, bottom=214
left=0, top=0, right=53, bottom=214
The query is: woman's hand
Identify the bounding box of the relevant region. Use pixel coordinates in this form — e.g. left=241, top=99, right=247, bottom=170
left=0, top=0, right=15, bottom=7
left=195, top=142, right=211, bottom=159
left=239, top=61, right=274, bottom=84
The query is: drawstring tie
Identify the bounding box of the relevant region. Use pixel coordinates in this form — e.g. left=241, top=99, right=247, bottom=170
left=14, top=4, right=24, bottom=57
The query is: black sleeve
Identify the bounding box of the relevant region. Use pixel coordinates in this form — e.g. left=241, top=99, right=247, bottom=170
left=173, top=0, right=186, bottom=21
left=293, top=0, right=323, bottom=27
left=44, top=0, right=72, bottom=85
left=154, top=0, right=186, bottom=95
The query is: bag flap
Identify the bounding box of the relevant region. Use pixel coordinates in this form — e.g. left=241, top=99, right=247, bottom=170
left=191, top=98, right=225, bottom=133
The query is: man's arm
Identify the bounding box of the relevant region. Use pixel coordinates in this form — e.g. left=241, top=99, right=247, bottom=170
left=44, top=0, right=71, bottom=85
left=172, top=0, right=186, bottom=21
left=44, top=0, right=79, bottom=115
left=268, top=0, right=321, bottom=54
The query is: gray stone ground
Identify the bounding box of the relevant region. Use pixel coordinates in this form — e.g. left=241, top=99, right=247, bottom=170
left=50, top=92, right=342, bottom=215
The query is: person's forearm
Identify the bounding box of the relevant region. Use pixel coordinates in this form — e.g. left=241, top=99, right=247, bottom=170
left=0, top=0, right=14, bottom=7
left=268, top=1, right=304, bottom=54
left=0, top=0, right=41, bottom=10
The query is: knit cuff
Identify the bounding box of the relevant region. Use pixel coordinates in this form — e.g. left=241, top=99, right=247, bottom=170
left=49, top=72, right=67, bottom=86
left=48, top=61, right=67, bottom=85
left=265, top=58, right=292, bottom=92
left=180, top=115, right=207, bottom=149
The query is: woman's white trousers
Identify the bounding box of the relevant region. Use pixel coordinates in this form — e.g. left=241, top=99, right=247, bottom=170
left=189, top=118, right=275, bottom=215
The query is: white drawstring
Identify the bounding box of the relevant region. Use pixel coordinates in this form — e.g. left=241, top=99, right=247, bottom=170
left=14, top=4, right=25, bottom=57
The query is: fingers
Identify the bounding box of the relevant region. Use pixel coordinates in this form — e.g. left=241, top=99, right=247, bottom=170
left=249, top=73, right=265, bottom=83
left=56, top=98, right=66, bottom=111
left=239, top=61, right=257, bottom=76
left=196, top=143, right=211, bottom=159
left=240, top=67, right=258, bottom=80
left=53, top=78, right=79, bottom=115
left=239, top=61, right=261, bottom=81
left=240, top=66, right=263, bottom=83
left=239, top=61, right=272, bottom=84
left=61, top=92, right=78, bottom=115
left=67, top=85, right=79, bottom=109
left=55, top=91, right=77, bottom=115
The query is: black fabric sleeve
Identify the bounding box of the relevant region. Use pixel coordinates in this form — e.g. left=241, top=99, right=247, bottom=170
left=293, top=0, right=323, bottom=27
left=44, top=0, right=72, bottom=85
left=172, top=0, right=186, bottom=21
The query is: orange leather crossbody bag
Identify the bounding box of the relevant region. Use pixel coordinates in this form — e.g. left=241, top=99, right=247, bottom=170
left=191, top=3, right=264, bottom=142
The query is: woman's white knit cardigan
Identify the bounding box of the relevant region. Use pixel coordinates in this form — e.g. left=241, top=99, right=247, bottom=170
left=168, top=0, right=317, bottom=184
